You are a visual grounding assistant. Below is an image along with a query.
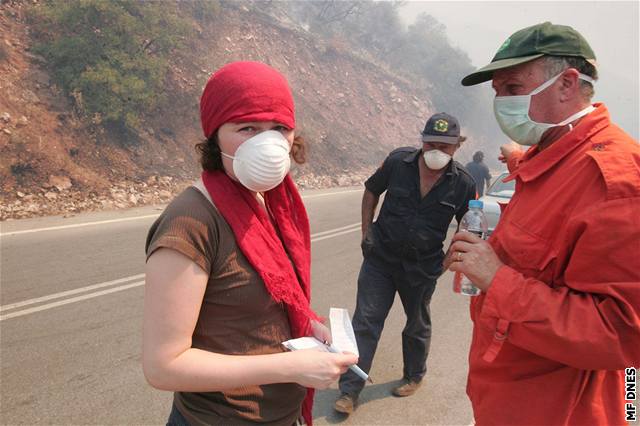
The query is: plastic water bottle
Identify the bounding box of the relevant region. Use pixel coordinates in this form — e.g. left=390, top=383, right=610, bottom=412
left=453, top=200, right=488, bottom=297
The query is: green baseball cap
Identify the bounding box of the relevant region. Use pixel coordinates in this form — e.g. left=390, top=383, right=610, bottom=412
left=461, top=22, right=597, bottom=86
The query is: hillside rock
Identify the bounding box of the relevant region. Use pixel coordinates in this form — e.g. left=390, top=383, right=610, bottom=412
left=47, top=175, right=72, bottom=191
left=0, top=2, right=470, bottom=221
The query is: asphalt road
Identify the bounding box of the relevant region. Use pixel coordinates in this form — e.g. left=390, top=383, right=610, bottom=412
left=0, top=186, right=473, bottom=425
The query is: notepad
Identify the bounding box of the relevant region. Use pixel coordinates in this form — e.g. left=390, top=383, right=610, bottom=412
left=282, top=307, right=359, bottom=355
left=282, top=336, right=327, bottom=351
left=329, top=307, right=359, bottom=356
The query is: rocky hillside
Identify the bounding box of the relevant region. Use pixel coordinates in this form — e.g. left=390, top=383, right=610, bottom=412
left=0, top=2, right=482, bottom=221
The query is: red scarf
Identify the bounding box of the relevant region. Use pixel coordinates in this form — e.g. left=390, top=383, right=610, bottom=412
left=201, top=170, right=317, bottom=425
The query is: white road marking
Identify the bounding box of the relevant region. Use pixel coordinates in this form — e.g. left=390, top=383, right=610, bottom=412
left=0, top=222, right=362, bottom=321
left=0, top=189, right=363, bottom=237
left=0, top=215, right=160, bottom=237
left=301, top=189, right=363, bottom=199
left=312, top=227, right=361, bottom=242
left=0, top=281, right=145, bottom=321
left=0, top=274, right=145, bottom=312
left=311, top=222, right=360, bottom=237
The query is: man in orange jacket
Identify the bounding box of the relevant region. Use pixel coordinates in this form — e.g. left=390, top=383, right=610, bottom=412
left=448, top=22, right=640, bottom=425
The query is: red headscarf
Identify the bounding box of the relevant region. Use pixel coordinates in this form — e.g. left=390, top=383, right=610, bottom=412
left=200, top=61, right=295, bottom=138
left=198, top=61, right=317, bottom=425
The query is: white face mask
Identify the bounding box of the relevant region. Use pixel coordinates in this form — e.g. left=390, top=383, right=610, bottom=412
left=423, top=149, right=452, bottom=170
left=493, top=71, right=595, bottom=146
left=221, top=130, right=291, bottom=192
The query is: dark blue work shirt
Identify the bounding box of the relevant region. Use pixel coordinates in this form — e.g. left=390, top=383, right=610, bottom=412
left=465, top=160, right=492, bottom=197
left=363, top=147, right=476, bottom=284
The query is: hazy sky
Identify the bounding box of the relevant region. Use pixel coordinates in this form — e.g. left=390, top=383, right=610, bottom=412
left=398, top=1, right=639, bottom=139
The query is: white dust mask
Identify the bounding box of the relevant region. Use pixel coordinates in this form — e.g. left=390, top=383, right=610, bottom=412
left=423, top=149, right=452, bottom=170
left=493, top=71, right=595, bottom=146
left=221, top=130, right=291, bottom=192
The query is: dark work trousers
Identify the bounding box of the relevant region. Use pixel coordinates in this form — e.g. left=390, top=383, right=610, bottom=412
left=166, top=404, right=190, bottom=426
left=339, top=257, right=436, bottom=398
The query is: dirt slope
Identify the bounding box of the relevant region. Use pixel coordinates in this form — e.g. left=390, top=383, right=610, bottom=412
left=0, top=2, right=450, bottom=220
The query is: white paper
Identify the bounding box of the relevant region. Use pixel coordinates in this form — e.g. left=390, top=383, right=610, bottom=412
left=329, top=308, right=359, bottom=356
left=282, top=336, right=328, bottom=352
left=282, top=308, right=360, bottom=357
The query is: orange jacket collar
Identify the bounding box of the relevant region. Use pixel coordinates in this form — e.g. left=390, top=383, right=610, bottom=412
left=508, top=103, right=610, bottom=183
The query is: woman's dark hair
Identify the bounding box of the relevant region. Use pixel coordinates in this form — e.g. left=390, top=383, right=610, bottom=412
left=195, top=133, right=224, bottom=171
left=195, top=132, right=307, bottom=172
left=291, top=135, right=307, bottom=165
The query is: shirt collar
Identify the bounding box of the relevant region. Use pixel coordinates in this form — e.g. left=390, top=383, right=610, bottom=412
left=403, top=149, right=421, bottom=163
left=508, top=103, right=610, bottom=183
left=404, top=148, right=459, bottom=176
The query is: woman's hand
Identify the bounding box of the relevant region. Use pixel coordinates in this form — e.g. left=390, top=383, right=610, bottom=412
left=310, top=319, right=332, bottom=344
left=289, top=350, right=359, bottom=389
left=448, top=231, right=504, bottom=291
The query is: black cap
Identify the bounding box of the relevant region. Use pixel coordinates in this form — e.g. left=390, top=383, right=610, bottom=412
left=421, top=112, right=461, bottom=144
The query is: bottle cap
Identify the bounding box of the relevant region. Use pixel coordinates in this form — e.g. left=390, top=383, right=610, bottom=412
left=469, top=199, right=483, bottom=209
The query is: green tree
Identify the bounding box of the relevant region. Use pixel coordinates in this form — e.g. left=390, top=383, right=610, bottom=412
left=29, top=0, right=191, bottom=130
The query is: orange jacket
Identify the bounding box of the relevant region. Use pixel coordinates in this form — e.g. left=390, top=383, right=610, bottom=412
left=468, top=103, right=640, bottom=425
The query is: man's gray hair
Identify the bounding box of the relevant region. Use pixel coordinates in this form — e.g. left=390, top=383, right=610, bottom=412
left=542, top=56, right=598, bottom=101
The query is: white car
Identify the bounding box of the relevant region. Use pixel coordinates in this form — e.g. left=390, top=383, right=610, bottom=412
left=479, top=172, right=515, bottom=235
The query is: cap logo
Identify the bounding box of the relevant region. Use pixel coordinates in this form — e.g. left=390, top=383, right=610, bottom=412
left=434, top=119, right=449, bottom=133
left=497, top=38, right=511, bottom=53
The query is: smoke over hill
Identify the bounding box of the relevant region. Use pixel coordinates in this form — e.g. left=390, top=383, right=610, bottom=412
left=0, top=1, right=499, bottom=220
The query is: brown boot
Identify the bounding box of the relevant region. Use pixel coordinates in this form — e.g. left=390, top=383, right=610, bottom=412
left=334, top=393, right=357, bottom=414
left=391, top=378, right=422, bottom=397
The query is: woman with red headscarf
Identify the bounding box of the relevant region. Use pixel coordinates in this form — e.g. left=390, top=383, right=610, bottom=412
left=142, top=61, right=357, bottom=426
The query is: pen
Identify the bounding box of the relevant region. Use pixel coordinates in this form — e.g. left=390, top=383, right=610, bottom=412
left=324, top=341, right=373, bottom=384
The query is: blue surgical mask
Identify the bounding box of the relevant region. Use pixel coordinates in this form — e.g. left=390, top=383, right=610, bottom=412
left=493, top=71, right=595, bottom=146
